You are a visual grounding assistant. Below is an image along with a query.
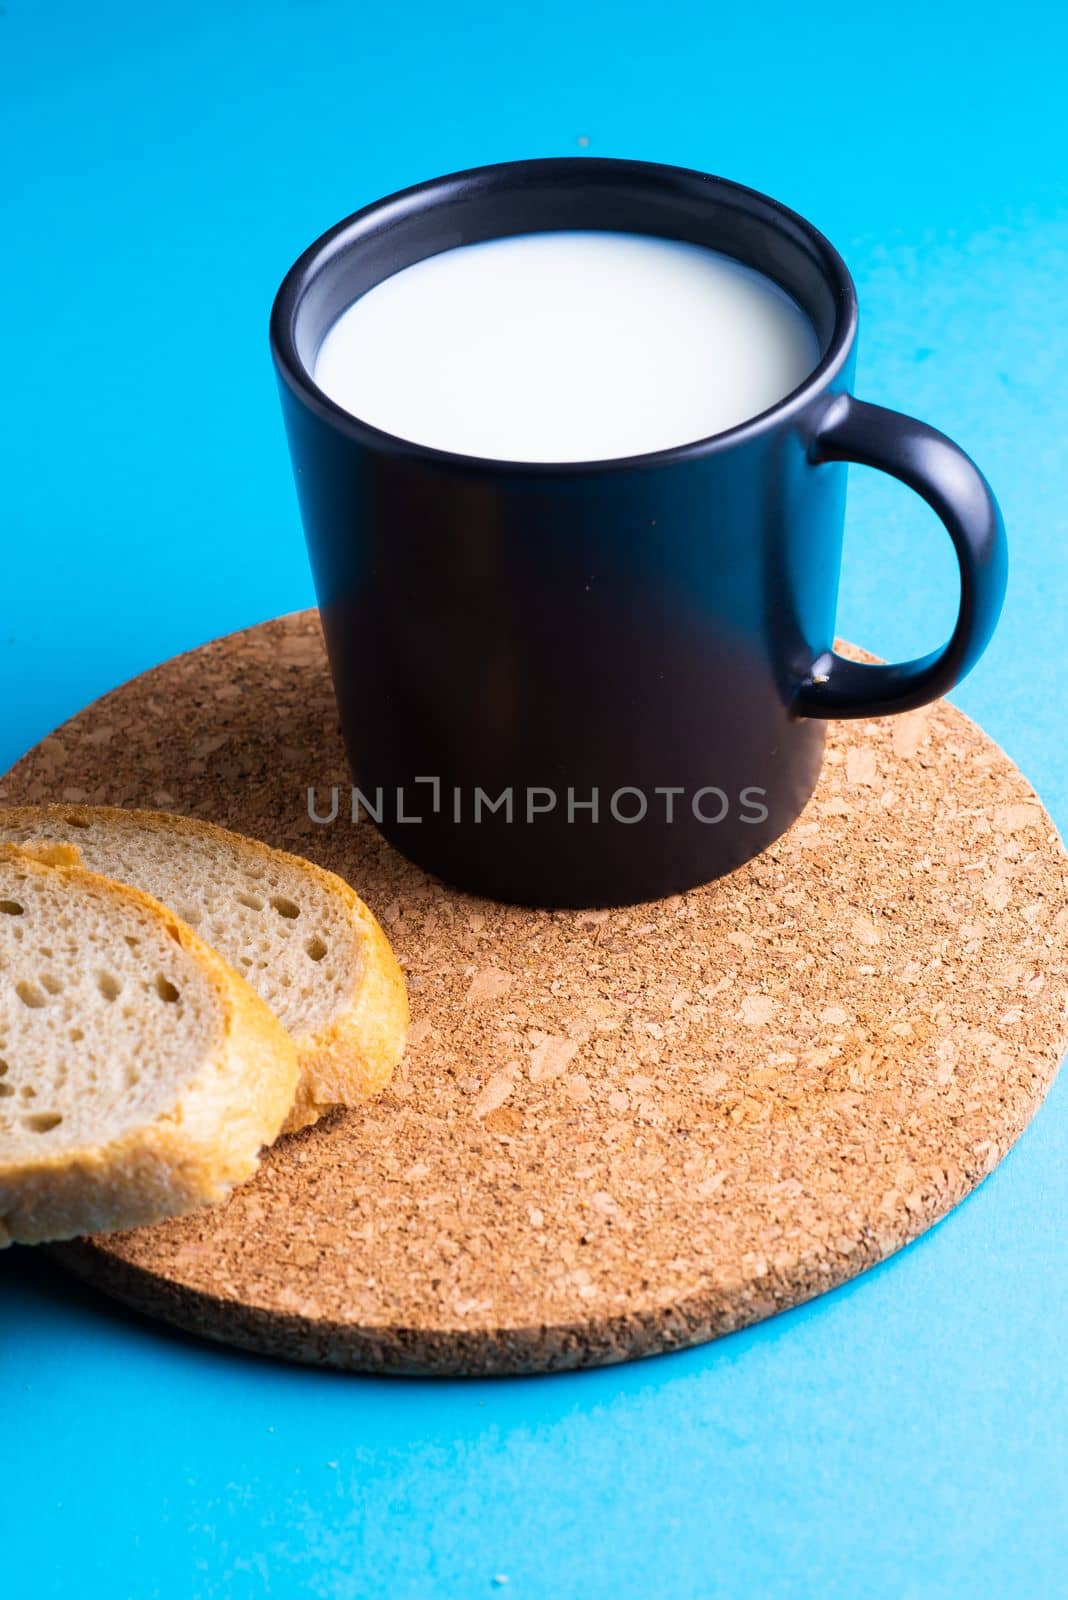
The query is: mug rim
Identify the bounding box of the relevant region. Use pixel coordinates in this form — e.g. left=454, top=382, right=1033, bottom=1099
left=270, top=156, right=859, bottom=476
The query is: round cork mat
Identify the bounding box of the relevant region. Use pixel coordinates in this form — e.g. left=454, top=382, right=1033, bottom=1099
left=3, top=612, right=1067, bottom=1376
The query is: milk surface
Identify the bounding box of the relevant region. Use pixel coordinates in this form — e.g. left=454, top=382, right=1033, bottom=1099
left=313, top=231, right=819, bottom=462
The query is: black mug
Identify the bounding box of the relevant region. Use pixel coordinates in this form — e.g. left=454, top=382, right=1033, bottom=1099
left=271, top=158, right=1007, bottom=908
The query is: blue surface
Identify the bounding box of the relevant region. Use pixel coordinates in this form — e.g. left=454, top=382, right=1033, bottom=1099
left=2, top=3, right=1067, bottom=1595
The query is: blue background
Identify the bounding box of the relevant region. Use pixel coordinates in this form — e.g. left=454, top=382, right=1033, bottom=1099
left=2, top=2, right=1067, bottom=1595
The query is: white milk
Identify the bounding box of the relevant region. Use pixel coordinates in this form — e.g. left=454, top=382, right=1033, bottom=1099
left=313, top=231, right=819, bottom=463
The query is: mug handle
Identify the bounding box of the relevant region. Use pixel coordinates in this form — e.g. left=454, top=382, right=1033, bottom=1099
left=795, top=394, right=1008, bottom=719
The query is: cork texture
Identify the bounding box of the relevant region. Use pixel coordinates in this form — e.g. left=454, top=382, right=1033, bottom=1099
left=3, top=610, right=1066, bottom=1376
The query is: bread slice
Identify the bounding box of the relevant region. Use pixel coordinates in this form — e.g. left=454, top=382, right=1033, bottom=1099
left=0, top=842, right=299, bottom=1247
left=0, top=807, right=408, bottom=1132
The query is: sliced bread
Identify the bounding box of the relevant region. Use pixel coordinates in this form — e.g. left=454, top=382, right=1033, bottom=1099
left=0, top=842, right=299, bottom=1247
left=0, top=807, right=409, bottom=1132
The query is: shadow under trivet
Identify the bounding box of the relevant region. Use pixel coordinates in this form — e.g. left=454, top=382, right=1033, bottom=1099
left=4, top=610, right=1067, bottom=1375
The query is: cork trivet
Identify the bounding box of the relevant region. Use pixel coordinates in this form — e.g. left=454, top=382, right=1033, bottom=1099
left=3, top=611, right=1066, bottom=1376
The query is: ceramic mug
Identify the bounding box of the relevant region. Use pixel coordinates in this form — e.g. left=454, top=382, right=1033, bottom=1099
left=271, top=158, right=1007, bottom=907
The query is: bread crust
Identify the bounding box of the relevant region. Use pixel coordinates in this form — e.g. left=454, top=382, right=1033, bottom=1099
left=0, top=805, right=410, bottom=1132
left=0, top=845, right=299, bottom=1247
left=281, top=875, right=411, bottom=1131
